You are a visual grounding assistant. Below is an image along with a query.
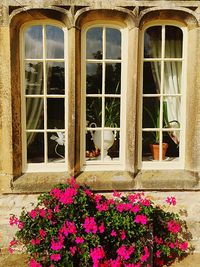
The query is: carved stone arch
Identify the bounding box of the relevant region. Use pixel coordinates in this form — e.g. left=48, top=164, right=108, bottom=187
left=75, top=7, right=137, bottom=30
left=138, top=7, right=199, bottom=30
left=9, top=7, right=72, bottom=29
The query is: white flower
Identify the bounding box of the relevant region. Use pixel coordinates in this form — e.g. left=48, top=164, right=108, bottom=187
left=50, top=132, right=65, bottom=146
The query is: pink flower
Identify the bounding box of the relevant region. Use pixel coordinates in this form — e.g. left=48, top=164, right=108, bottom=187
left=29, top=210, right=37, bottom=219
left=84, top=189, right=93, bottom=197
left=155, top=236, right=163, bottom=245
left=54, top=205, right=60, bottom=213
left=117, top=245, right=134, bottom=260
left=8, top=247, right=13, bottom=254
left=134, top=214, right=148, bottom=225
left=51, top=239, right=63, bottom=251
left=140, top=199, right=151, bottom=206
left=39, top=208, right=46, bottom=218
left=75, top=237, right=84, bottom=244
left=120, top=230, right=126, bottom=240
left=125, top=264, right=141, bottom=267
left=141, top=246, right=150, bottom=262
left=94, top=194, right=102, bottom=203
left=99, top=222, right=105, bottom=233
left=18, top=221, right=24, bottom=229
left=69, top=246, right=77, bottom=255
left=179, top=242, right=188, bottom=251
left=131, top=205, right=140, bottom=213
left=156, top=250, right=161, bottom=258
left=29, top=259, right=42, bottom=267
left=166, top=196, right=177, bottom=206
left=111, top=230, right=117, bottom=237
left=39, top=229, right=46, bottom=239
left=96, top=202, right=109, bottom=212
left=90, top=247, right=105, bottom=265
left=48, top=209, right=53, bottom=220
left=50, top=254, right=61, bottom=261
left=50, top=188, right=61, bottom=199
left=116, top=203, right=126, bottom=213
left=83, top=217, right=98, bottom=234
left=113, top=191, right=122, bottom=198
left=59, top=187, right=77, bottom=205
left=9, top=215, right=19, bottom=226
left=167, top=220, right=181, bottom=233
left=169, top=242, right=175, bottom=248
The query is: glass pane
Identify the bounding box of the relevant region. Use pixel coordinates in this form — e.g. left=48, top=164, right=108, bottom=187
left=26, top=98, right=44, bottom=129
left=142, top=131, right=159, bottom=161
left=163, top=97, right=181, bottom=128
left=102, top=130, right=117, bottom=160
left=163, top=130, right=180, bottom=159
left=47, top=62, right=65, bottom=94
left=165, top=26, right=183, bottom=58
left=47, top=98, right=64, bottom=129
left=86, top=28, right=103, bottom=59
left=86, top=130, right=101, bottom=161
left=142, top=97, right=160, bottom=129
left=25, top=62, right=43, bottom=95
left=107, top=130, right=120, bottom=160
left=25, top=26, right=43, bottom=59
left=86, top=64, right=102, bottom=94
left=105, top=63, right=121, bottom=94
left=105, top=98, right=120, bottom=128
left=106, top=28, right=121, bottom=59
left=86, top=97, right=102, bottom=127
left=163, top=62, right=182, bottom=94
left=48, top=132, right=65, bottom=163
left=144, top=26, right=161, bottom=58
left=46, top=25, right=64, bottom=59
left=27, top=132, right=44, bottom=163
left=143, top=62, right=161, bottom=94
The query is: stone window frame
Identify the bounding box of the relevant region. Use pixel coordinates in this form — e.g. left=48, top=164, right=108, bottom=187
left=138, top=20, right=187, bottom=170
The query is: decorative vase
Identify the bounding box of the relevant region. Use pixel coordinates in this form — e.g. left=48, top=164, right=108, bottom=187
left=150, top=143, right=168, bottom=160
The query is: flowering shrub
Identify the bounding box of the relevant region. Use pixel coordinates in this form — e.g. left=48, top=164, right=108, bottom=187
left=9, top=178, right=193, bottom=267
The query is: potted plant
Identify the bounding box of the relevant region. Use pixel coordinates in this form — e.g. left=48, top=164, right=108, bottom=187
left=143, top=101, right=180, bottom=160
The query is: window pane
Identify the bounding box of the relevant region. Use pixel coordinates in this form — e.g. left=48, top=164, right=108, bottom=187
left=47, top=62, right=65, bottom=94
left=86, top=63, right=102, bottom=94
left=105, top=63, right=121, bottom=94
left=163, top=130, right=180, bottom=159
left=163, top=62, right=182, bottom=94
left=102, top=130, right=117, bottom=159
left=105, top=98, right=120, bottom=128
left=48, top=132, right=65, bottom=163
left=47, top=98, right=64, bottom=129
left=26, top=98, right=44, bottom=129
left=163, top=97, right=181, bottom=128
left=25, top=62, right=43, bottom=95
left=106, top=28, right=121, bottom=59
left=46, top=25, right=64, bottom=59
left=144, top=26, right=161, bottom=58
left=86, top=97, right=102, bottom=127
left=142, top=131, right=159, bottom=161
left=142, top=97, right=160, bottom=129
left=86, top=28, right=103, bottom=59
left=107, top=130, right=120, bottom=160
left=165, top=26, right=183, bottom=58
left=86, top=130, right=101, bottom=161
left=25, top=26, right=43, bottom=59
left=143, top=62, right=161, bottom=94
left=27, top=132, right=44, bottom=163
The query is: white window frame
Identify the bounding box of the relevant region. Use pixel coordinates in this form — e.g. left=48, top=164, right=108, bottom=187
left=81, top=23, right=128, bottom=171
left=138, top=21, right=187, bottom=170
left=21, top=21, right=68, bottom=172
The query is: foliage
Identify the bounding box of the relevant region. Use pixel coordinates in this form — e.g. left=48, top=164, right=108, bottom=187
left=9, top=178, right=193, bottom=267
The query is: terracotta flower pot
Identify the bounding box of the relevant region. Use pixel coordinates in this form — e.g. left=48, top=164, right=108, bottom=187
left=150, top=143, right=168, bottom=160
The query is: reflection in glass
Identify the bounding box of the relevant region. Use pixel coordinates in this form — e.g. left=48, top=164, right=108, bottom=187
left=86, top=28, right=103, bottom=59
left=25, top=62, right=43, bottom=95
left=46, top=25, right=64, bottom=59
left=105, top=64, right=121, bottom=94
left=143, top=62, right=161, bottom=94
left=144, top=26, right=161, bottom=58
left=47, top=98, right=64, bottom=129
left=47, top=62, right=65, bottom=94
left=142, top=98, right=160, bottom=129
left=86, top=97, right=102, bottom=127
left=163, top=62, right=182, bottom=94
left=86, top=130, right=101, bottom=160
left=86, top=64, right=102, bottom=94
left=48, top=132, right=65, bottom=163
left=25, top=26, right=43, bottom=59
left=105, top=98, right=120, bottom=127
left=106, top=28, right=121, bottom=59
left=163, top=130, right=179, bottom=159
left=165, top=26, right=183, bottom=58
left=27, top=132, right=44, bottom=163
left=26, top=98, right=44, bottom=130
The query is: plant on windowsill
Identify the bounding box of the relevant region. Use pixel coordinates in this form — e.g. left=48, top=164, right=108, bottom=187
left=9, top=177, right=193, bottom=267
left=143, top=101, right=180, bottom=160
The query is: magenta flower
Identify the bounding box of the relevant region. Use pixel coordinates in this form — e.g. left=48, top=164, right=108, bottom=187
left=99, top=222, right=105, bottom=233
left=140, top=198, right=151, bottom=206
left=29, top=210, right=37, bottom=219
left=131, top=205, right=140, bottom=213
left=69, top=246, right=77, bottom=255
left=113, top=191, right=122, bottom=198
left=50, top=188, right=61, bottom=199
left=39, top=229, right=46, bottom=240
left=120, top=230, right=126, bottom=240
left=166, top=196, right=177, bottom=206
left=29, top=259, right=42, bottom=267
left=84, top=189, right=93, bottom=197
left=83, top=217, right=98, bottom=234
left=51, top=239, right=63, bottom=251
left=134, top=214, right=148, bottom=225
left=111, top=230, right=117, bottom=237
left=179, top=242, right=188, bottom=251
left=9, top=215, right=19, bottom=226
left=59, top=187, right=77, bottom=205
left=90, top=246, right=105, bottom=266
left=117, top=245, right=134, bottom=260
left=50, top=254, right=61, bottom=261
left=167, top=220, right=181, bottom=233
left=141, top=246, right=150, bottom=262
left=96, top=202, right=109, bottom=212
left=75, top=236, right=84, bottom=244
left=39, top=208, right=46, bottom=218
